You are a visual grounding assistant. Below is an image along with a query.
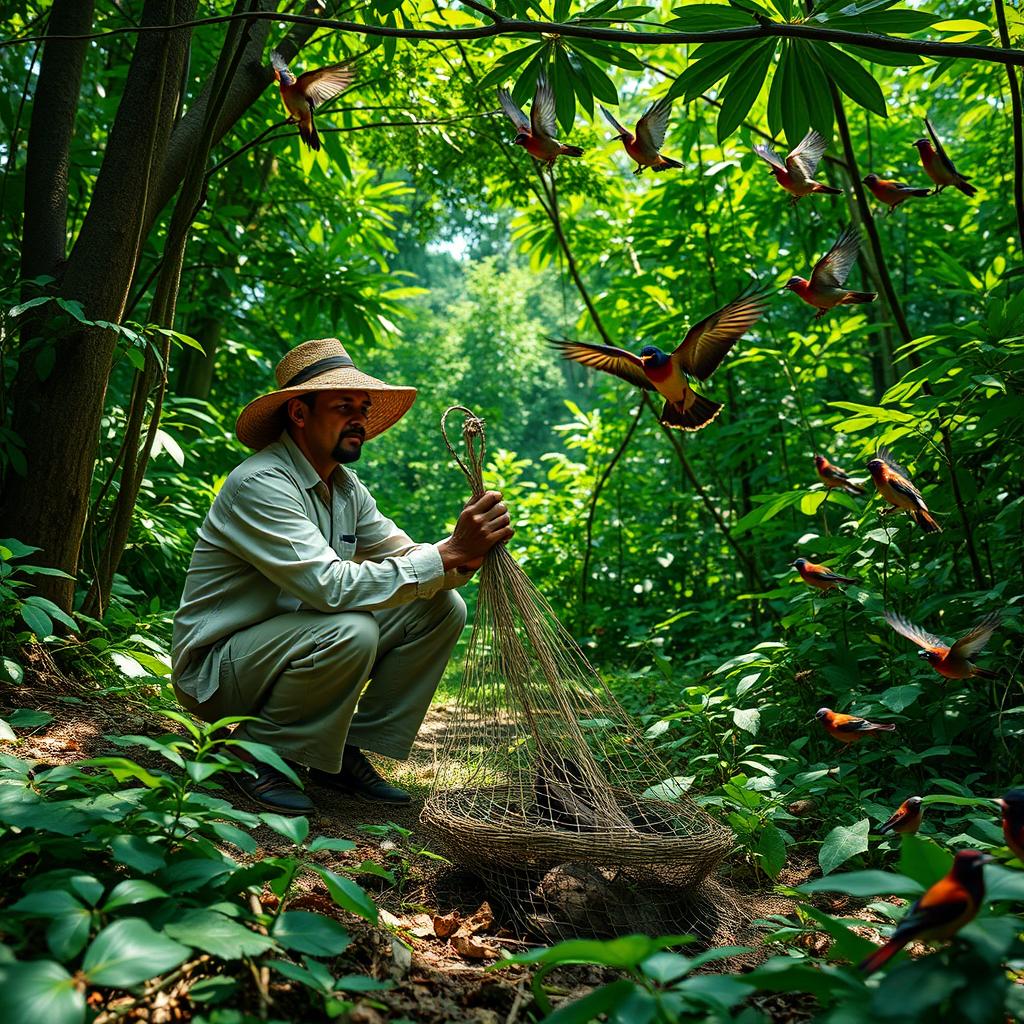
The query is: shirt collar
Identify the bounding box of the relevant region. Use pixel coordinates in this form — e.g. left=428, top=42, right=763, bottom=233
left=277, top=429, right=354, bottom=496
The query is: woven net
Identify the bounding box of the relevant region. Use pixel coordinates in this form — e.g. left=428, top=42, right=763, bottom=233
left=420, top=408, right=737, bottom=943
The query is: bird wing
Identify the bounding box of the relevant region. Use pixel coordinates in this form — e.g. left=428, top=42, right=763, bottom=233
left=548, top=339, right=653, bottom=391
left=531, top=75, right=558, bottom=141
left=950, top=612, right=1001, bottom=659
left=672, top=288, right=769, bottom=380
left=892, top=880, right=971, bottom=942
left=497, top=88, right=530, bottom=133
left=787, top=129, right=828, bottom=183
left=270, top=50, right=295, bottom=85
left=600, top=105, right=630, bottom=137
left=832, top=715, right=875, bottom=733
left=636, top=97, right=672, bottom=152
left=811, top=227, right=860, bottom=289
left=884, top=611, right=947, bottom=655
left=925, top=117, right=958, bottom=177
left=879, top=805, right=909, bottom=832
left=824, top=464, right=851, bottom=482
left=297, top=63, right=355, bottom=108
left=875, top=446, right=912, bottom=482
left=753, top=143, right=787, bottom=173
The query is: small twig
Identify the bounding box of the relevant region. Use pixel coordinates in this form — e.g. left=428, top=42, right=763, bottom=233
left=94, top=956, right=209, bottom=1023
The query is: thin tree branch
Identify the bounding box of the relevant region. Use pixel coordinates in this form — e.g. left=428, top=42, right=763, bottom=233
left=3, top=11, right=1023, bottom=67
left=994, top=0, right=1024, bottom=254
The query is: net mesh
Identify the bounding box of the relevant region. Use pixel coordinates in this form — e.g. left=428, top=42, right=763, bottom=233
left=420, top=408, right=738, bottom=942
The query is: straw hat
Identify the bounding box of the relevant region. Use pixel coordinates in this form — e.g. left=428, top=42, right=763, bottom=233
left=235, top=338, right=417, bottom=450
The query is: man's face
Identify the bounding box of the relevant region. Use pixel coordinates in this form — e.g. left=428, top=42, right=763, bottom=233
left=296, top=389, right=372, bottom=464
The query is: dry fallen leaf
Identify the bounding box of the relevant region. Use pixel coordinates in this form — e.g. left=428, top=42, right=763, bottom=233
left=451, top=932, right=499, bottom=960
left=431, top=910, right=462, bottom=938
left=459, top=901, right=494, bottom=935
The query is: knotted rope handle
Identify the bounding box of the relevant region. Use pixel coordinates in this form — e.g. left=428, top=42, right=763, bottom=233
left=441, top=405, right=487, bottom=500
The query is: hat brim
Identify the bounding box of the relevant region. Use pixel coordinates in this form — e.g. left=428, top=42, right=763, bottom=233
left=235, top=366, right=417, bottom=451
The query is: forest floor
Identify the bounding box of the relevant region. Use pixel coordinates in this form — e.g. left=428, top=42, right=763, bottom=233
left=0, top=656, right=840, bottom=1023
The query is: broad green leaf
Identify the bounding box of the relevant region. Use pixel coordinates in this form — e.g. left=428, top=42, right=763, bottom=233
left=818, top=818, right=870, bottom=875
left=259, top=812, right=309, bottom=845
left=897, top=835, right=952, bottom=887
left=667, top=4, right=757, bottom=30
left=755, top=823, right=787, bottom=879
left=83, top=918, right=190, bottom=987
left=732, top=707, right=761, bottom=735
left=552, top=46, right=577, bottom=133
left=0, top=960, right=85, bottom=1024
left=314, top=867, right=379, bottom=925
left=878, top=684, right=921, bottom=713
left=270, top=911, right=352, bottom=956
left=19, top=602, right=53, bottom=637
left=545, top=978, right=637, bottom=1023
left=9, top=709, right=53, bottom=728
left=164, top=909, right=277, bottom=959
left=2, top=656, right=25, bottom=683
left=102, top=879, right=169, bottom=912
left=792, top=41, right=834, bottom=139
left=799, top=869, right=924, bottom=898
left=815, top=43, right=887, bottom=117
left=665, top=42, right=748, bottom=103
left=307, top=835, right=357, bottom=853
left=717, top=41, right=777, bottom=143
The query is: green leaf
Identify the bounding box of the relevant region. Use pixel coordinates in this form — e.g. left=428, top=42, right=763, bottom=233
left=545, top=978, right=637, bottom=1023
left=259, top=812, right=309, bottom=845
left=667, top=4, right=757, bottom=30
left=818, top=818, right=870, bottom=875
left=799, top=870, right=924, bottom=898
left=552, top=47, right=577, bottom=133
left=307, top=835, right=357, bottom=853
left=47, top=909, right=93, bottom=960
left=110, top=835, right=167, bottom=874
left=799, top=905, right=878, bottom=963
left=732, top=707, right=761, bottom=735
left=22, top=596, right=78, bottom=633
left=0, top=960, right=85, bottom=1024
left=665, top=42, right=748, bottom=103
left=766, top=41, right=789, bottom=137
left=82, top=918, right=190, bottom=987
left=270, top=911, right=352, bottom=956
left=755, top=824, right=787, bottom=879
left=836, top=9, right=940, bottom=33
left=164, top=909, right=277, bottom=960
left=314, top=867, right=379, bottom=925
left=1, top=656, right=25, bottom=684
left=8, top=709, right=53, bottom=728
left=567, top=48, right=619, bottom=106
left=716, top=41, right=777, bottom=143
left=778, top=41, right=809, bottom=147
left=897, top=835, right=952, bottom=888
left=19, top=602, right=53, bottom=637
left=878, top=684, right=921, bottom=713
left=792, top=41, right=833, bottom=139
left=0, top=717, right=17, bottom=741
left=229, top=741, right=302, bottom=787
left=815, top=43, right=886, bottom=117
left=985, top=864, right=1024, bottom=903
left=101, top=879, right=169, bottom=912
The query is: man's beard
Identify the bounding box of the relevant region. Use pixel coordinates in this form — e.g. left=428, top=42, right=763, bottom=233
left=332, top=429, right=364, bottom=463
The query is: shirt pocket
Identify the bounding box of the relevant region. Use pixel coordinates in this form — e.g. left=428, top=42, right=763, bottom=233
left=334, top=534, right=357, bottom=561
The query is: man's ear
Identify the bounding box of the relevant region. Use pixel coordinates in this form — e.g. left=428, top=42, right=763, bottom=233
left=286, top=398, right=305, bottom=428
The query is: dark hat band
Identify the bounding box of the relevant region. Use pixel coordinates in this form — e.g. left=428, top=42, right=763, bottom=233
left=284, top=355, right=355, bottom=388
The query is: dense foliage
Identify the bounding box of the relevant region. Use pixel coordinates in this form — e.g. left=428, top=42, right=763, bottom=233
left=1, top=0, right=1022, bottom=1021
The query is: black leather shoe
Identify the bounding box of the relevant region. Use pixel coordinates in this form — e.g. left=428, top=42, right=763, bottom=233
left=310, top=747, right=411, bottom=805
left=230, top=761, right=315, bottom=816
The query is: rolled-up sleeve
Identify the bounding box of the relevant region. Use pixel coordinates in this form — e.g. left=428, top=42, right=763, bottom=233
left=220, top=472, right=446, bottom=612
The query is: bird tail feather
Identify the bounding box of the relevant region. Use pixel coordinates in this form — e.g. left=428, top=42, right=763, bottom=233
left=859, top=938, right=907, bottom=975
left=972, top=666, right=999, bottom=680
left=661, top=394, right=722, bottom=432
left=913, top=509, right=942, bottom=533
left=955, top=178, right=978, bottom=197
left=907, top=187, right=932, bottom=197
left=842, top=291, right=877, bottom=305
left=653, top=157, right=684, bottom=171
left=844, top=482, right=866, bottom=496
left=815, top=185, right=843, bottom=195
left=871, top=723, right=897, bottom=732
left=300, top=120, right=321, bottom=151
left=560, top=145, right=585, bottom=158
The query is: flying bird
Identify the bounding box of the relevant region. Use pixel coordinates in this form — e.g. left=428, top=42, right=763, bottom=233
left=814, top=454, right=865, bottom=496
left=497, top=77, right=584, bottom=167
left=999, top=789, right=1024, bottom=862
left=549, top=288, right=769, bottom=432
left=753, top=129, right=842, bottom=204
left=877, top=796, right=924, bottom=836
left=792, top=558, right=857, bottom=592
left=270, top=50, right=355, bottom=152
left=863, top=173, right=931, bottom=215
left=884, top=610, right=1001, bottom=680
left=913, top=118, right=977, bottom=197
left=600, top=98, right=682, bottom=175
left=866, top=448, right=941, bottom=533
left=816, top=707, right=895, bottom=745
left=784, top=226, right=877, bottom=320
left=858, top=849, right=991, bottom=974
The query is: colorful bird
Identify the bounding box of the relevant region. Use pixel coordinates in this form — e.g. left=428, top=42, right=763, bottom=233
left=814, top=454, right=865, bottom=496
left=877, top=796, right=924, bottom=836
left=497, top=77, right=584, bottom=167
left=549, top=288, right=769, bottom=431
left=913, top=118, right=977, bottom=197
left=863, top=173, right=931, bottom=216
left=792, top=558, right=857, bottom=591
left=600, top=98, right=682, bottom=175
left=884, top=610, right=1001, bottom=680
left=784, top=227, right=877, bottom=320
left=858, top=849, right=991, bottom=975
left=753, top=129, right=842, bottom=204
left=270, top=50, right=355, bottom=152
left=866, top=448, right=941, bottom=533
left=999, top=789, right=1024, bottom=862
left=816, top=707, right=896, bottom=745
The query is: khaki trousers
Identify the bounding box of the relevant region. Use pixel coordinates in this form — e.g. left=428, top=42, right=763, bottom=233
left=174, top=590, right=467, bottom=772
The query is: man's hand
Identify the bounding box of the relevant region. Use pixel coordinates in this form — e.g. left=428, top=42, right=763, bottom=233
left=437, top=491, right=513, bottom=572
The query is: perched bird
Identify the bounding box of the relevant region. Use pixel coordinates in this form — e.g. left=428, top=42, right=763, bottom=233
left=816, top=707, right=895, bottom=745
left=549, top=288, right=768, bottom=431
left=792, top=558, right=857, bottom=591
left=785, top=227, right=877, bottom=320
left=884, top=610, right=1001, bottom=680
left=999, top=789, right=1024, bottom=862
left=270, top=50, right=354, bottom=152
left=863, top=173, right=931, bottom=215
left=600, top=98, right=682, bottom=175
left=497, top=77, right=584, bottom=167
left=913, top=118, right=977, bottom=197
left=814, top=454, right=865, bottom=496
left=858, top=850, right=991, bottom=974
left=877, top=796, right=924, bottom=836
left=866, top=448, right=941, bottom=533
left=753, top=129, right=842, bottom=204
left=533, top=752, right=599, bottom=833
